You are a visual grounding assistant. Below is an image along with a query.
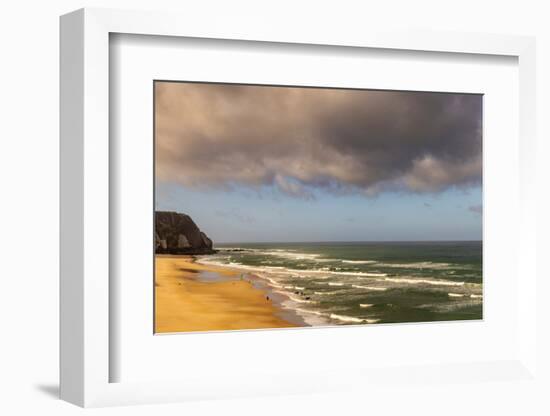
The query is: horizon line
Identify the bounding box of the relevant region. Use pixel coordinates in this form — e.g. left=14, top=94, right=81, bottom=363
left=214, top=239, right=482, bottom=245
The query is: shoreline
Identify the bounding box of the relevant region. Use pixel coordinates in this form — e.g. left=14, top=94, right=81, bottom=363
left=196, top=256, right=333, bottom=326
left=154, top=255, right=306, bottom=333
left=195, top=251, right=482, bottom=325
left=156, top=244, right=482, bottom=331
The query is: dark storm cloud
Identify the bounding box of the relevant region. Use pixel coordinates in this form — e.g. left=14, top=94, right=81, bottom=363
left=155, top=82, right=482, bottom=197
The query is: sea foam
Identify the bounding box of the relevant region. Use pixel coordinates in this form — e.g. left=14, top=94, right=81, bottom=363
left=330, top=313, right=365, bottom=323
left=382, top=277, right=465, bottom=287
left=342, top=260, right=377, bottom=264
left=375, top=261, right=455, bottom=270
left=448, top=293, right=465, bottom=297
left=352, top=285, right=387, bottom=291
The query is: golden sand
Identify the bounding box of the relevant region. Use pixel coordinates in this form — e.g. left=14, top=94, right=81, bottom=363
left=154, top=255, right=297, bottom=333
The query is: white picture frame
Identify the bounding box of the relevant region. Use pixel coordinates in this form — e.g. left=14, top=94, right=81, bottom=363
left=60, top=7, right=538, bottom=408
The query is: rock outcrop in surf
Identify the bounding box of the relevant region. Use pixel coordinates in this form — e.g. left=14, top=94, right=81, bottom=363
left=155, top=211, right=215, bottom=254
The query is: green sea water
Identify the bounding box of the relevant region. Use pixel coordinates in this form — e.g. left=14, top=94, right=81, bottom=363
left=198, top=241, right=482, bottom=326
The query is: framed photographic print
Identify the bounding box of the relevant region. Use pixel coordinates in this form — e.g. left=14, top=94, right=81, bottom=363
left=153, top=81, right=484, bottom=334
left=60, top=8, right=539, bottom=408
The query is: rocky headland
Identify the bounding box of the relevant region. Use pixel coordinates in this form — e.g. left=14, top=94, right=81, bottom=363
left=155, top=211, right=216, bottom=255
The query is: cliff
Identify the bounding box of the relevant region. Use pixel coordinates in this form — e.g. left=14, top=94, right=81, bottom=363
left=155, top=211, right=215, bottom=254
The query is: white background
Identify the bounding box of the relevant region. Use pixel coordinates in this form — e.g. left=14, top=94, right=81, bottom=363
left=1, top=1, right=549, bottom=415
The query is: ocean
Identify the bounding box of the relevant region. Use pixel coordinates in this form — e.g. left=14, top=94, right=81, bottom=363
left=197, top=241, right=482, bottom=326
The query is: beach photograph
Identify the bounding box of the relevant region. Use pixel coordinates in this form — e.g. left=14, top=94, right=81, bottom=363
left=154, top=81, right=483, bottom=333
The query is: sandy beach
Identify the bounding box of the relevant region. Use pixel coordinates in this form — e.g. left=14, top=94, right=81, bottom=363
left=155, top=255, right=299, bottom=333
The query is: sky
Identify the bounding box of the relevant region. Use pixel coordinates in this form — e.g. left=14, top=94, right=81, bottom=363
left=155, top=81, right=482, bottom=243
